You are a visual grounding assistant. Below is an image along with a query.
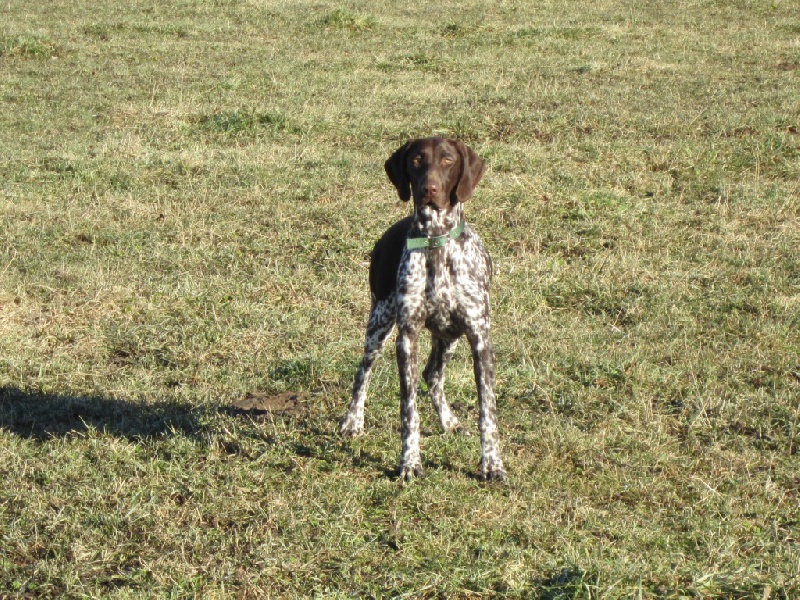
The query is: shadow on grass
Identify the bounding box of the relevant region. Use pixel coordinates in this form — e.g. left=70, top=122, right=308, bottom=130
left=349, top=447, right=401, bottom=480
left=1, top=385, right=470, bottom=481
left=531, top=566, right=594, bottom=600
left=0, top=385, right=202, bottom=440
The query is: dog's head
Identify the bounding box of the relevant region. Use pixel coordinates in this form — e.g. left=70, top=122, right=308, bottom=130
left=384, top=138, right=485, bottom=214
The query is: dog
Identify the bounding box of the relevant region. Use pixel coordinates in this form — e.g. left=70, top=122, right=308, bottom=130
left=340, top=137, right=506, bottom=482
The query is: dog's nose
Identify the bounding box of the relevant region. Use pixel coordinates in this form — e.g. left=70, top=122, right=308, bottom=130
left=423, top=181, right=439, bottom=197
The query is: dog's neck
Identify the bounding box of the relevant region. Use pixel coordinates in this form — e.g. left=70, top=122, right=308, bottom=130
left=410, top=203, right=464, bottom=240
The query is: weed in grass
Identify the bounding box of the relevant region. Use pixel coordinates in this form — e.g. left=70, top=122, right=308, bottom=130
left=0, top=35, right=56, bottom=58
left=321, top=8, right=377, bottom=32
left=194, top=109, right=291, bottom=137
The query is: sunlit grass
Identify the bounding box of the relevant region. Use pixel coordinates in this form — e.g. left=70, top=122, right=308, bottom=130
left=1, top=0, right=798, bottom=597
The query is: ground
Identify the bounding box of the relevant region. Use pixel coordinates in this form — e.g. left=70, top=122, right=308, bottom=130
left=1, top=0, right=799, bottom=597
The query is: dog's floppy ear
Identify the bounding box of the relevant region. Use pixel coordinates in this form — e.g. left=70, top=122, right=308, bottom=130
left=451, top=139, right=485, bottom=203
left=384, top=141, right=414, bottom=202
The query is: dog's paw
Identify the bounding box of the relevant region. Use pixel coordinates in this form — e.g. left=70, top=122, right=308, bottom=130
left=399, top=462, right=424, bottom=482
left=339, top=414, right=364, bottom=438
left=480, top=459, right=507, bottom=483
left=483, top=467, right=508, bottom=483
left=442, top=419, right=472, bottom=437
left=439, top=415, right=461, bottom=434
left=455, top=424, right=472, bottom=437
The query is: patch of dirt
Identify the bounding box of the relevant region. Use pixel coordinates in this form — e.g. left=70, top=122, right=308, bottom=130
left=223, top=391, right=307, bottom=419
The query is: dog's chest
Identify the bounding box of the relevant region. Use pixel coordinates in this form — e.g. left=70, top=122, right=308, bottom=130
left=398, top=242, right=483, bottom=336
left=423, top=250, right=457, bottom=330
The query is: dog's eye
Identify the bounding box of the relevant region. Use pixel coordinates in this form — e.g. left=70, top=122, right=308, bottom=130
left=441, top=156, right=454, bottom=166
left=411, top=155, right=423, bottom=167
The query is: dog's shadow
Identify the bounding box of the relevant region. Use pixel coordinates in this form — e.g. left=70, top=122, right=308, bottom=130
left=0, top=385, right=202, bottom=441
left=1, top=386, right=483, bottom=481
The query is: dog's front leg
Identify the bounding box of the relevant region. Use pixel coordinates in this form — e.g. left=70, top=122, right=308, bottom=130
left=397, top=328, right=423, bottom=480
left=469, top=331, right=507, bottom=482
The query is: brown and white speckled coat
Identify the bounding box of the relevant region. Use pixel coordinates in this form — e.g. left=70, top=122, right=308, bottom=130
left=340, top=137, right=506, bottom=482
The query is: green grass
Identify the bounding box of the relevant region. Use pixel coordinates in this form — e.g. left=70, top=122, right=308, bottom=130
left=1, top=0, right=799, bottom=597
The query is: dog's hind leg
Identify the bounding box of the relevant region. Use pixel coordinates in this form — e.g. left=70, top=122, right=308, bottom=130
left=422, top=337, right=462, bottom=434
left=340, top=297, right=395, bottom=437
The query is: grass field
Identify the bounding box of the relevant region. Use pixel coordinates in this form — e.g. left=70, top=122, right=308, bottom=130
left=1, top=0, right=799, bottom=597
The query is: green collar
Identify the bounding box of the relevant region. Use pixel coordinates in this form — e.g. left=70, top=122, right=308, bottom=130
left=406, top=219, right=465, bottom=250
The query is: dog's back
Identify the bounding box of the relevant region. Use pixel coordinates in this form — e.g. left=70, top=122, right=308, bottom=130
left=369, top=215, right=414, bottom=303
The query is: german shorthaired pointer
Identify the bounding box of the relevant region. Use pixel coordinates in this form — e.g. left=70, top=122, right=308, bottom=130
left=340, top=137, right=506, bottom=482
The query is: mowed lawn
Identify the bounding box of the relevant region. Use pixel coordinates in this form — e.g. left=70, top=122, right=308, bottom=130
left=1, top=0, right=799, bottom=597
